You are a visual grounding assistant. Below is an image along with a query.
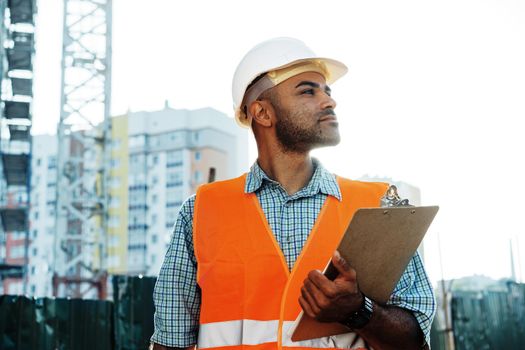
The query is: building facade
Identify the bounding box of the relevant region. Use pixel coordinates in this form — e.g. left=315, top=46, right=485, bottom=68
left=26, top=106, right=248, bottom=295
left=26, top=135, right=57, bottom=296
left=0, top=0, right=36, bottom=294
left=108, top=105, right=249, bottom=275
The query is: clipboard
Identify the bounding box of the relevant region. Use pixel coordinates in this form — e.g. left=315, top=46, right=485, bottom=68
left=290, top=205, right=439, bottom=341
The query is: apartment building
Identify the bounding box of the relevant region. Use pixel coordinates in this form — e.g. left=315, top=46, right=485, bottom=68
left=108, top=105, right=249, bottom=275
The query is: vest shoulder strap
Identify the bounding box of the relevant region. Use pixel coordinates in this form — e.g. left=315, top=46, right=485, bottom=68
left=336, top=176, right=389, bottom=205
left=196, top=173, right=247, bottom=198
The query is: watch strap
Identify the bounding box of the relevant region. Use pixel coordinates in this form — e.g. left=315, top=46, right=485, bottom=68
left=341, top=294, right=374, bottom=330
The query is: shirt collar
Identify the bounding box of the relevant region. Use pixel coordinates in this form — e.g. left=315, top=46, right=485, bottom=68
left=245, top=158, right=342, bottom=201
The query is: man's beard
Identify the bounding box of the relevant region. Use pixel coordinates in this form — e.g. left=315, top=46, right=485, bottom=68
left=274, top=103, right=340, bottom=154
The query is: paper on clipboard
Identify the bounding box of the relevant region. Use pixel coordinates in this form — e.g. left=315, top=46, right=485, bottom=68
left=289, top=205, right=439, bottom=342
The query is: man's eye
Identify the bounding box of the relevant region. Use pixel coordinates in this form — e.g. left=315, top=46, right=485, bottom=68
left=301, top=89, right=314, bottom=95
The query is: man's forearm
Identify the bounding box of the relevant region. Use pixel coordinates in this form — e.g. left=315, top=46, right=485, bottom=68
left=151, top=344, right=194, bottom=350
left=357, top=303, right=425, bottom=350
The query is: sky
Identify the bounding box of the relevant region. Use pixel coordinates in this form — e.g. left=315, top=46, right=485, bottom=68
left=31, top=0, right=525, bottom=285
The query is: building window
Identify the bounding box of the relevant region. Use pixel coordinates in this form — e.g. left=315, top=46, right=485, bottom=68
left=166, top=150, right=183, bottom=167
left=151, top=234, right=158, bottom=244
left=130, top=154, right=143, bottom=164
left=109, top=235, right=120, bottom=247
left=166, top=171, right=182, bottom=187
left=129, top=134, right=145, bottom=148
left=110, top=196, right=120, bottom=208
left=195, top=151, right=201, bottom=161
left=194, top=171, right=202, bottom=182
left=108, top=216, right=120, bottom=228
left=32, top=247, right=38, bottom=256
left=112, top=139, right=121, bottom=150
left=36, top=158, right=41, bottom=166
left=152, top=194, right=158, bottom=204
left=110, top=177, right=121, bottom=188
left=48, top=156, right=57, bottom=169
left=10, top=245, right=25, bottom=259
left=110, top=158, right=120, bottom=168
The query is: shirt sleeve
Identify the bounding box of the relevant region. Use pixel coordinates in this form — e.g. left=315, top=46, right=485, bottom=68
left=151, top=195, right=200, bottom=347
left=387, top=251, right=437, bottom=346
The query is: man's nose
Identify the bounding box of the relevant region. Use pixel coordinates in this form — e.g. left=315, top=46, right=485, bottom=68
left=321, top=93, right=336, bottom=110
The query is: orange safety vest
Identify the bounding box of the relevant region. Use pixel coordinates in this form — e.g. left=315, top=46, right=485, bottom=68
left=194, top=174, right=387, bottom=350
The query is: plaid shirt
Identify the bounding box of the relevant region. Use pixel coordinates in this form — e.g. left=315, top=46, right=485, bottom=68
left=151, top=160, right=436, bottom=347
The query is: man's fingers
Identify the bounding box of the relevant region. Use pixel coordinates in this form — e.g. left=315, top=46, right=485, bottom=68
left=302, top=279, right=324, bottom=312
left=307, top=270, right=340, bottom=299
left=332, top=250, right=357, bottom=282
left=299, top=296, right=317, bottom=318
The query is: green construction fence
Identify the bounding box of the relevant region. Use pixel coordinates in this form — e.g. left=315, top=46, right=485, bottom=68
left=1, top=276, right=525, bottom=349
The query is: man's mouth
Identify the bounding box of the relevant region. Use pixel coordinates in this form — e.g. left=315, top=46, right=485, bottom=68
left=319, top=115, right=338, bottom=123
left=318, top=109, right=337, bottom=123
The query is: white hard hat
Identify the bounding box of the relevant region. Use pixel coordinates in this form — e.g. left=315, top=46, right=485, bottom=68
left=232, top=37, right=348, bottom=128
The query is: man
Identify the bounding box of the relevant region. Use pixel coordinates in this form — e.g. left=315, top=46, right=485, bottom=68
left=151, top=37, right=436, bottom=350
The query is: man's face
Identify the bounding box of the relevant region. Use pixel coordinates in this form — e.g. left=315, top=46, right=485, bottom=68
left=266, top=71, right=340, bottom=153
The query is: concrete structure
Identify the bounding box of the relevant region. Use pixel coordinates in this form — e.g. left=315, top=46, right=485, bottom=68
left=0, top=0, right=36, bottom=294
left=108, top=105, right=249, bottom=275
left=21, top=106, right=249, bottom=297
left=26, top=135, right=58, bottom=296
left=25, top=106, right=248, bottom=294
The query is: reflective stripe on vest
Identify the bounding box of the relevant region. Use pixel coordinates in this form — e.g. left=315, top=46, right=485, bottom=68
left=194, top=174, right=387, bottom=350
left=198, top=319, right=368, bottom=349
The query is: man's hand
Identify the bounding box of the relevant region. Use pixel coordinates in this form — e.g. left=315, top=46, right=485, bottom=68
left=299, top=251, right=427, bottom=350
left=299, top=250, right=363, bottom=323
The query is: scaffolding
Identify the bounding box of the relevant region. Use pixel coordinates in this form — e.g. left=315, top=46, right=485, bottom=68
left=53, top=0, right=112, bottom=299
left=0, top=0, right=36, bottom=294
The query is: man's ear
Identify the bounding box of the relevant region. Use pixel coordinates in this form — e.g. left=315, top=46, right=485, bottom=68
left=249, top=100, right=273, bottom=128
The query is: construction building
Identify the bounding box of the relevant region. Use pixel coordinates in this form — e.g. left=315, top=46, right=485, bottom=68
left=26, top=135, right=57, bottom=296
left=0, top=0, right=36, bottom=294
left=25, top=107, right=248, bottom=295
left=107, top=105, right=249, bottom=276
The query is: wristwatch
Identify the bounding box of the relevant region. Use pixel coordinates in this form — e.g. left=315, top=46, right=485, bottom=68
left=341, top=294, right=374, bottom=330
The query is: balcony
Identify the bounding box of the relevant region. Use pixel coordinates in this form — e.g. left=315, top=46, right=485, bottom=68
left=0, top=207, right=27, bottom=232
left=1, top=153, right=29, bottom=186
left=3, top=101, right=30, bottom=120
left=7, top=0, right=36, bottom=25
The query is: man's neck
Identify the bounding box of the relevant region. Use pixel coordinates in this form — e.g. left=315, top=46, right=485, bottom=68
left=256, top=153, right=315, bottom=196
